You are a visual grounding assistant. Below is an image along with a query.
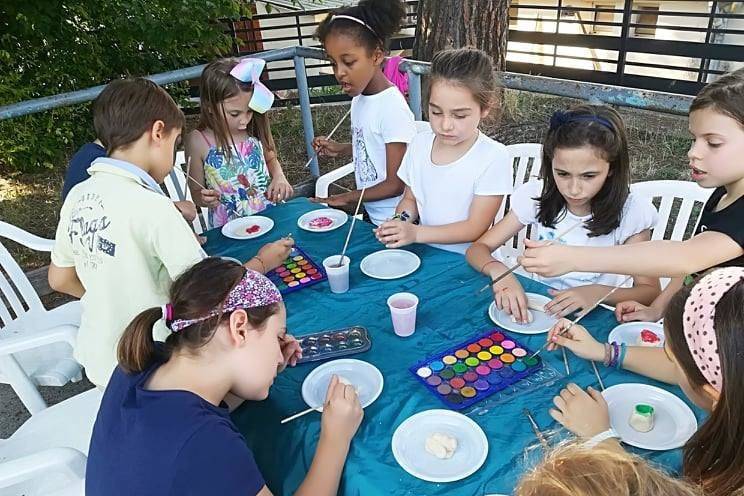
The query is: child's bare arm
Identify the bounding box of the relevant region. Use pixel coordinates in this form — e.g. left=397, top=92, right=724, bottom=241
left=184, top=131, right=219, bottom=209
left=521, top=230, right=743, bottom=278
left=415, top=195, right=504, bottom=245
left=48, top=263, right=85, bottom=298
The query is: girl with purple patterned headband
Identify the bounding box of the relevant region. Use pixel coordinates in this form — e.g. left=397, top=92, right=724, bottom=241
left=543, top=267, right=744, bottom=495
left=86, top=257, right=363, bottom=496
left=468, top=104, right=660, bottom=324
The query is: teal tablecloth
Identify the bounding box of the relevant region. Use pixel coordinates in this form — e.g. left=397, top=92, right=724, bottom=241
left=204, top=198, right=705, bottom=496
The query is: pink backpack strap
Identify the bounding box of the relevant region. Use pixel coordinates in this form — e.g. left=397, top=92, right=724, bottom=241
left=198, top=129, right=213, bottom=147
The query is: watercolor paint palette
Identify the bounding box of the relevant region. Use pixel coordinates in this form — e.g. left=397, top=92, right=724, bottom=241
left=296, top=326, right=372, bottom=364
left=266, top=246, right=327, bottom=295
left=410, top=329, right=543, bottom=410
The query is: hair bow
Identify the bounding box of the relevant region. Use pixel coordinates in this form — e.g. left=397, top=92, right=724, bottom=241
left=229, top=58, right=275, bottom=114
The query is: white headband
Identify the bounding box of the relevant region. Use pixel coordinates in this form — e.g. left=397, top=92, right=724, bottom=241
left=331, top=14, right=379, bottom=39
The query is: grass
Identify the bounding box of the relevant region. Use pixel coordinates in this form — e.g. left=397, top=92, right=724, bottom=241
left=0, top=90, right=693, bottom=272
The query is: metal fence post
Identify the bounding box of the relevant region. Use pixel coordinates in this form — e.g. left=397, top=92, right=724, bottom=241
left=407, top=70, right=423, bottom=120
left=294, top=55, right=319, bottom=177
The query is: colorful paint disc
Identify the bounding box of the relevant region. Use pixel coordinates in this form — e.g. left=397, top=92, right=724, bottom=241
left=501, top=340, right=516, bottom=350
left=512, top=347, right=527, bottom=358
left=461, top=387, right=477, bottom=398
left=439, top=368, right=455, bottom=380
left=463, top=371, right=478, bottom=383
left=467, top=343, right=481, bottom=353
left=477, top=351, right=492, bottom=361
left=486, top=372, right=503, bottom=385
left=499, top=367, right=515, bottom=378
left=478, top=338, right=494, bottom=347
left=437, top=384, right=453, bottom=395
left=490, top=332, right=505, bottom=342
left=426, top=375, right=443, bottom=386
left=293, top=255, right=304, bottom=262
left=488, top=358, right=503, bottom=370
left=288, top=281, right=300, bottom=287
left=474, top=379, right=490, bottom=391
left=416, top=367, right=432, bottom=378
left=449, top=377, right=466, bottom=389
left=475, top=365, right=491, bottom=376
left=430, top=360, right=445, bottom=372
left=455, top=349, right=469, bottom=359
left=453, top=363, right=468, bottom=374
left=511, top=360, right=527, bottom=372
left=524, top=356, right=540, bottom=367
left=501, top=353, right=515, bottom=364
left=464, top=357, right=479, bottom=367
left=489, top=345, right=504, bottom=355
left=442, top=355, right=457, bottom=365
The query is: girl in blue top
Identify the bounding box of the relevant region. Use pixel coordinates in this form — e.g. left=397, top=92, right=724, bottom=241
left=186, top=58, right=293, bottom=228
left=86, top=258, right=362, bottom=496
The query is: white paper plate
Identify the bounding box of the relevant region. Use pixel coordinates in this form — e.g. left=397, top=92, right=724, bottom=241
left=608, top=322, right=665, bottom=347
left=488, top=293, right=557, bottom=334
left=221, top=216, right=274, bottom=240
left=392, top=409, right=488, bottom=483
left=602, top=383, right=697, bottom=451
left=297, top=208, right=348, bottom=233
left=301, top=359, right=383, bottom=411
left=360, top=249, right=421, bottom=280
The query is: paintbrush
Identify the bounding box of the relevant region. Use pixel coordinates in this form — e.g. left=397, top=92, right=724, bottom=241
left=304, top=108, right=352, bottom=168
left=562, top=346, right=570, bottom=375
left=477, top=220, right=584, bottom=294
left=523, top=408, right=549, bottom=449
left=529, top=275, right=633, bottom=359
left=590, top=359, right=606, bottom=391
left=334, top=187, right=366, bottom=267
left=280, top=405, right=320, bottom=424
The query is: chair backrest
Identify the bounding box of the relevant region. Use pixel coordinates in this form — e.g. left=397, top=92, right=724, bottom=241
left=630, top=180, right=712, bottom=241
left=630, top=180, right=713, bottom=289
left=162, top=151, right=209, bottom=234
left=498, top=143, right=543, bottom=262
left=630, top=180, right=713, bottom=288
left=0, top=222, right=47, bottom=329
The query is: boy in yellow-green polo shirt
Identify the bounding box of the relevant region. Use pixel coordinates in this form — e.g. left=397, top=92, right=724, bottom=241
left=49, top=78, right=292, bottom=387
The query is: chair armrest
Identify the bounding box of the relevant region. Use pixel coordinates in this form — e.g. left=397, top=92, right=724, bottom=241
left=0, top=325, right=78, bottom=355
left=314, top=163, right=354, bottom=198
left=0, top=447, right=86, bottom=489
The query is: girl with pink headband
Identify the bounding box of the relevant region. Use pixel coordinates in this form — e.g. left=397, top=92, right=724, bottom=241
left=85, top=257, right=363, bottom=496
left=544, top=267, right=744, bottom=496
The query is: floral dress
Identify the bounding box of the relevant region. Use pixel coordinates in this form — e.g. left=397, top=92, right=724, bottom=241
left=199, top=131, right=273, bottom=228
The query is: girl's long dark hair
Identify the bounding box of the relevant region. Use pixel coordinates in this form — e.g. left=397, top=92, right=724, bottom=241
left=537, top=104, right=630, bottom=237
left=664, top=275, right=744, bottom=496
left=117, top=258, right=279, bottom=373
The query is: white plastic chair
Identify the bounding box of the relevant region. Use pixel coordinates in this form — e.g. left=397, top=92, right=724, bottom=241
left=631, top=179, right=713, bottom=288
left=0, top=388, right=102, bottom=496
left=164, top=151, right=209, bottom=233
left=495, top=143, right=543, bottom=268
left=0, top=221, right=82, bottom=415
left=314, top=120, right=432, bottom=198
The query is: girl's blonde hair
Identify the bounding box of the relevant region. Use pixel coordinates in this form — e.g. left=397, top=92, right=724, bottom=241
left=197, top=58, right=276, bottom=160
left=515, top=442, right=702, bottom=496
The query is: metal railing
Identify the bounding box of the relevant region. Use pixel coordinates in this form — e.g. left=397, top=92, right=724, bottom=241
left=0, top=45, right=695, bottom=180
left=226, top=0, right=743, bottom=95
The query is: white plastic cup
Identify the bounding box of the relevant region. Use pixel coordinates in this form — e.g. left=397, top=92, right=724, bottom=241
left=387, top=292, right=419, bottom=337
left=322, top=255, right=350, bottom=294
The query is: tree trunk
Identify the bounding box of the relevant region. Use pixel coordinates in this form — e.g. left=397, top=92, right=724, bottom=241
left=414, top=0, right=510, bottom=122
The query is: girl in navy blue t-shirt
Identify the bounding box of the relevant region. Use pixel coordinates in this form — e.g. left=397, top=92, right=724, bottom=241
left=86, top=257, right=363, bottom=496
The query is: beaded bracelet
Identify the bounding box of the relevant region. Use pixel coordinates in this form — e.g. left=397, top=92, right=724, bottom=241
left=251, top=255, right=266, bottom=273
left=617, top=343, right=628, bottom=369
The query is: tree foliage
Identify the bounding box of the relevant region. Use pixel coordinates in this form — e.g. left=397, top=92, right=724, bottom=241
left=0, top=0, right=249, bottom=172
